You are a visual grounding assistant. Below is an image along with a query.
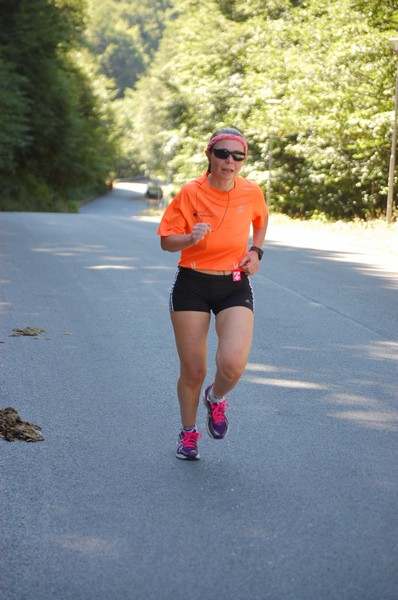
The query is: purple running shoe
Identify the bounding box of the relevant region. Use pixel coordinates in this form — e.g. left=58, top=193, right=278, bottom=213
left=176, top=429, right=202, bottom=460
left=203, top=385, right=230, bottom=439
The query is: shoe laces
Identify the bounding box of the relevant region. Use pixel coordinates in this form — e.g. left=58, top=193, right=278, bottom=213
left=181, top=430, right=202, bottom=448
left=209, top=400, right=230, bottom=423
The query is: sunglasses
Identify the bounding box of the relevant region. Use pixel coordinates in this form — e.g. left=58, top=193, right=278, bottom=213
left=212, top=148, right=246, bottom=161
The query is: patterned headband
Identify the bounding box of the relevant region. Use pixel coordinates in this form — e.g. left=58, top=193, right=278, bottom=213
left=206, top=133, right=248, bottom=155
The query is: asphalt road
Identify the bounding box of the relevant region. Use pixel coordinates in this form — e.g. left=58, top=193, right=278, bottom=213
left=1, top=186, right=397, bottom=600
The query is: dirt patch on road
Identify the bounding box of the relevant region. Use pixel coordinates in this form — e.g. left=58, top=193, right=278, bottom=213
left=0, top=407, right=44, bottom=442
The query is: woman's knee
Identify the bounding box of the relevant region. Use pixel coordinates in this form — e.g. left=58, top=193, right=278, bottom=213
left=180, top=363, right=207, bottom=387
left=216, top=356, right=246, bottom=384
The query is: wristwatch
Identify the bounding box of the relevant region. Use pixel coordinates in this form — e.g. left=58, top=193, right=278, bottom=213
left=250, top=246, right=264, bottom=261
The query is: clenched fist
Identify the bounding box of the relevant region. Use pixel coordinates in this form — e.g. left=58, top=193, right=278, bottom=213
left=190, top=222, right=211, bottom=244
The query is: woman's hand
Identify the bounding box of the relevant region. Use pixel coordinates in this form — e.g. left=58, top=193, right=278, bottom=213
left=239, top=251, right=260, bottom=275
left=190, top=222, right=211, bottom=244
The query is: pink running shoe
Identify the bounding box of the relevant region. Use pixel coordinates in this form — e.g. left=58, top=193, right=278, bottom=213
left=176, top=430, right=203, bottom=460
left=203, top=385, right=230, bottom=439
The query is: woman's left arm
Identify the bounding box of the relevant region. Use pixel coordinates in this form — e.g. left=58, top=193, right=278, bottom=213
left=251, top=216, right=268, bottom=250
left=239, top=211, right=269, bottom=274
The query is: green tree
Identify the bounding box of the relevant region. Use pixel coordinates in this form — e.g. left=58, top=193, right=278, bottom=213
left=85, top=0, right=172, bottom=97
left=117, top=0, right=398, bottom=219
left=0, top=0, right=116, bottom=210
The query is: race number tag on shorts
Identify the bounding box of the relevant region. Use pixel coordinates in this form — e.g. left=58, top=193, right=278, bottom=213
left=232, top=270, right=242, bottom=282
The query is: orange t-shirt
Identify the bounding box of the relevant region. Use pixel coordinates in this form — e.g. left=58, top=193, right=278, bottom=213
left=157, top=173, right=267, bottom=271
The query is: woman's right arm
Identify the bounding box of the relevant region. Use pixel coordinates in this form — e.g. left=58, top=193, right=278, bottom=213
left=160, top=233, right=194, bottom=252
left=160, top=223, right=211, bottom=252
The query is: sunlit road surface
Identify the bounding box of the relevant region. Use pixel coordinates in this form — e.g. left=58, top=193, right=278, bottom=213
left=0, top=189, right=397, bottom=600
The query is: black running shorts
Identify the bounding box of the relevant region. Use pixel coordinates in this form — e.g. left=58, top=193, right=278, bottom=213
left=169, top=267, right=254, bottom=314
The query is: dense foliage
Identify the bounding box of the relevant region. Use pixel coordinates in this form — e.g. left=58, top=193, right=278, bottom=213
left=85, top=0, right=172, bottom=98
left=1, top=0, right=397, bottom=218
left=0, top=0, right=115, bottom=211
left=119, top=0, right=398, bottom=220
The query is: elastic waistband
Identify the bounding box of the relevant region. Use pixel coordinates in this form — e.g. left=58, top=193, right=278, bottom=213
left=178, top=267, right=246, bottom=280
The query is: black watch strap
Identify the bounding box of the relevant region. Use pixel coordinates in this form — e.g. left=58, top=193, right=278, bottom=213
left=250, top=246, right=264, bottom=260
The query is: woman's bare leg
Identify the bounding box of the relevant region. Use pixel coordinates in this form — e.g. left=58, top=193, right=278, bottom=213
left=171, top=311, right=211, bottom=428
left=213, top=307, right=254, bottom=397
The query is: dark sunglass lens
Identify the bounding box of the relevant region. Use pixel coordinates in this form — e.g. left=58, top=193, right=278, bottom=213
left=213, top=148, right=229, bottom=159
left=213, top=148, right=245, bottom=161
